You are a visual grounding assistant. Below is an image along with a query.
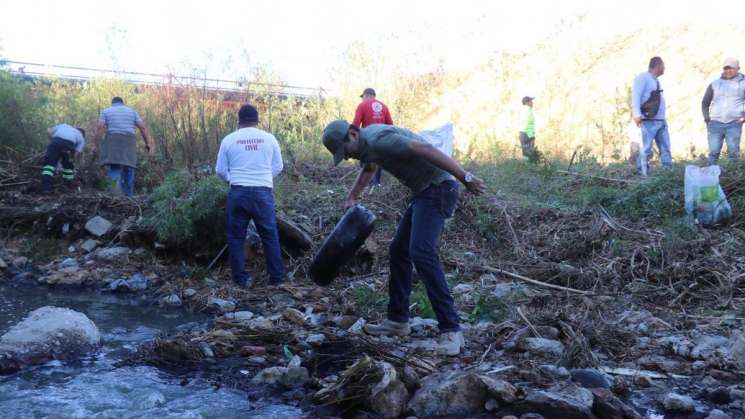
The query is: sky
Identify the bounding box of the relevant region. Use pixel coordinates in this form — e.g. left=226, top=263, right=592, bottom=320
left=0, top=0, right=741, bottom=89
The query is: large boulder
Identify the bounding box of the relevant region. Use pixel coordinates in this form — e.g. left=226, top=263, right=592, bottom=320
left=0, top=306, right=101, bottom=373
left=515, top=383, right=597, bottom=419
left=407, top=371, right=517, bottom=417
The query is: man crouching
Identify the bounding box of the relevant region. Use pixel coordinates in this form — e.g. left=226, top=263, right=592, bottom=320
left=322, top=120, right=486, bottom=355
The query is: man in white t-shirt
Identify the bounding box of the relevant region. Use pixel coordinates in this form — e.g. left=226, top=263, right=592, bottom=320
left=40, top=123, right=86, bottom=193
left=216, top=104, right=284, bottom=287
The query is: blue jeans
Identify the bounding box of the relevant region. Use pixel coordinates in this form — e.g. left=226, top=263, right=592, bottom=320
left=388, top=180, right=461, bottom=333
left=707, top=120, right=742, bottom=163
left=226, top=186, right=284, bottom=286
left=638, top=120, right=672, bottom=174
left=106, top=164, right=136, bottom=196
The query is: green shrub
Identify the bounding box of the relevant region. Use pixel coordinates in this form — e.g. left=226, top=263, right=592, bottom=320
left=351, top=286, right=388, bottom=317
left=144, top=170, right=228, bottom=251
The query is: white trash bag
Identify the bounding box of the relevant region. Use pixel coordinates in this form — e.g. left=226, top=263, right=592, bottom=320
left=684, top=165, right=732, bottom=225
left=419, top=122, right=454, bottom=157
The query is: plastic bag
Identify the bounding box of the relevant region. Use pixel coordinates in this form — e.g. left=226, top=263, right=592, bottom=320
left=419, top=122, right=454, bottom=157
left=309, top=205, right=376, bottom=286
left=684, top=165, right=732, bottom=226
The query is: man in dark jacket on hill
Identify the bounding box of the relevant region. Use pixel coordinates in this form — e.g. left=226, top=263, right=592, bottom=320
left=702, top=57, right=745, bottom=163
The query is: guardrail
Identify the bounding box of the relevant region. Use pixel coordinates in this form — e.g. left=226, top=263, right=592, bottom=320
left=3, top=60, right=327, bottom=98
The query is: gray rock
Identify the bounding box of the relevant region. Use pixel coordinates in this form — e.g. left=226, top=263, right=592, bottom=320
left=207, top=297, right=236, bottom=313
left=282, top=308, right=306, bottom=325
left=246, top=356, right=266, bottom=366
left=663, top=392, right=695, bottom=413
left=85, top=216, right=113, bottom=237
left=59, top=258, right=79, bottom=269
left=0, top=306, right=101, bottom=373
left=108, top=273, right=148, bottom=292
left=224, top=311, right=254, bottom=321
left=348, top=318, right=366, bottom=334
left=96, top=246, right=131, bottom=261
left=522, top=337, right=565, bottom=357
left=570, top=368, right=612, bottom=389
left=0, top=257, right=6, bottom=269
left=728, top=333, right=745, bottom=368
left=590, top=387, right=641, bottom=419
left=660, top=335, right=692, bottom=358
left=515, top=383, right=595, bottom=419
left=198, top=341, right=214, bottom=358
left=305, top=333, right=326, bottom=346
left=162, top=294, right=182, bottom=307
left=252, top=366, right=309, bottom=387
left=408, top=372, right=516, bottom=417
left=538, top=364, right=570, bottom=379
left=183, top=288, right=197, bottom=298
left=368, top=378, right=409, bottom=418
left=706, top=409, right=732, bottom=419
left=691, top=335, right=730, bottom=360
left=40, top=266, right=88, bottom=286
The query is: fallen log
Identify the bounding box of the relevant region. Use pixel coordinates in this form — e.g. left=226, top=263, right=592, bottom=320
left=277, top=214, right=313, bottom=251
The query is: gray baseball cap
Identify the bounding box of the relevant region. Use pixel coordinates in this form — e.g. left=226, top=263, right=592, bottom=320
left=322, top=120, right=350, bottom=166
left=723, top=57, right=740, bottom=69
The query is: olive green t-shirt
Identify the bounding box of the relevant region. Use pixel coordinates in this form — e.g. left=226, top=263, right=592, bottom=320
left=358, top=125, right=454, bottom=193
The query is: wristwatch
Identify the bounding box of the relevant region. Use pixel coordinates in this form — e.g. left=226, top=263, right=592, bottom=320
left=463, top=172, right=474, bottom=183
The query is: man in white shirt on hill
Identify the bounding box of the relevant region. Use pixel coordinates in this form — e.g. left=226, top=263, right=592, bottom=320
left=216, top=104, right=285, bottom=287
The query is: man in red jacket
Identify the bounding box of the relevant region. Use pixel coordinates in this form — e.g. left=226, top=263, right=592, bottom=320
left=353, top=88, right=393, bottom=188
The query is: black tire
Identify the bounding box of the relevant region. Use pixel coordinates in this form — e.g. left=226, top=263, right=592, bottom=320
left=309, top=205, right=376, bottom=286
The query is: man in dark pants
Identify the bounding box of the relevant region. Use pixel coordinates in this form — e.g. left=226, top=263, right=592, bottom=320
left=322, top=120, right=486, bottom=355
left=216, top=104, right=285, bottom=287
left=40, top=124, right=86, bottom=193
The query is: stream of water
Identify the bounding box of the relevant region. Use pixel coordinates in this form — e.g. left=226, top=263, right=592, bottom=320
left=0, top=282, right=304, bottom=419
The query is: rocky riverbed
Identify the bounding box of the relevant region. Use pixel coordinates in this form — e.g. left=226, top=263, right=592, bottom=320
left=2, top=231, right=744, bottom=418
left=2, top=168, right=745, bottom=419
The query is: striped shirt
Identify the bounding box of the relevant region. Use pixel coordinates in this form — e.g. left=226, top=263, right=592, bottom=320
left=51, top=123, right=85, bottom=152
left=99, top=103, right=143, bottom=135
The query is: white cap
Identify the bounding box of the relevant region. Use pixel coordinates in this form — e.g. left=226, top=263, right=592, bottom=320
left=723, top=57, right=740, bottom=69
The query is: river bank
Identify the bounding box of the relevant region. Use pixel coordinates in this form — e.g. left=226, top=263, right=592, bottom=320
left=1, top=161, right=745, bottom=418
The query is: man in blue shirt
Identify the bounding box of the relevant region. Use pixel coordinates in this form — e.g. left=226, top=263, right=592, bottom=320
left=632, top=56, right=672, bottom=176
